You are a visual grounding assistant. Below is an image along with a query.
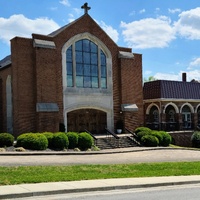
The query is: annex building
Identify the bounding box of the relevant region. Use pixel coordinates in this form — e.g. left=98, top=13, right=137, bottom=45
left=143, top=73, right=200, bottom=132
left=0, top=4, right=143, bottom=137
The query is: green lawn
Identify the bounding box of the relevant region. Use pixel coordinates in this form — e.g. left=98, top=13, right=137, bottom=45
left=1, top=161, right=200, bottom=185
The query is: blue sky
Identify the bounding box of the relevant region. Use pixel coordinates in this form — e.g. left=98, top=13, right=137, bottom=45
left=1, top=0, right=200, bottom=81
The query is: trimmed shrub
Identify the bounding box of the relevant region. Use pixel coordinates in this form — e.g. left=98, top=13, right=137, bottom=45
left=191, top=131, right=200, bottom=148
left=0, top=133, right=14, bottom=147
left=135, top=127, right=152, bottom=135
left=151, top=131, right=163, bottom=146
left=16, top=133, right=48, bottom=150
left=78, top=132, right=93, bottom=150
left=137, top=130, right=151, bottom=140
left=141, top=135, right=159, bottom=147
left=42, top=132, right=54, bottom=148
left=66, top=132, right=78, bottom=149
left=52, top=132, right=69, bottom=150
left=159, top=131, right=172, bottom=147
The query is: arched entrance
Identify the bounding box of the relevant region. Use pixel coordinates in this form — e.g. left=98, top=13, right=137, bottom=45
left=67, top=109, right=107, bottom=134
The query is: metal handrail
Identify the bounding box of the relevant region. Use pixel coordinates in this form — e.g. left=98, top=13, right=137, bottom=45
left=84, top=129, right=98, bottom=141
left=125, top=128, right=138, bottom=138
left=125, top=127, right=141, bottom=146
left=105, top=128, right=120, bottom=139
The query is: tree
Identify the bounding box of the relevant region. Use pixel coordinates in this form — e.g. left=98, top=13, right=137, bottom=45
left=143, top=76, right=157, bottom=83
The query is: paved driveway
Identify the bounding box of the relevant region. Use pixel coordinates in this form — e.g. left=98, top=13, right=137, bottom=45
left=0, top=148, right=200, bottom=166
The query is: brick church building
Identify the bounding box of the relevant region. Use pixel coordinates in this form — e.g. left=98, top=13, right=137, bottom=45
left=0, top=4, right=143, bottom=137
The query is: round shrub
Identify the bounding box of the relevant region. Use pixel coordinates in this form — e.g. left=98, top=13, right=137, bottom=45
left=141, top=135, right=159, bottom=147
left=0, top=133, right=14, bottom=147
left=159, top=131, right=172, bottom=146
left=151, top=131, right=163, bottom=146
left=135, top=127, right=152, bottom=135
left=137, top=130, right=151, bottom=140
left=191, top=131, right=200, bottom=148
left=78, top=132, right=93, bottom=150
left=16, top=133, right=48, bottom=150
left=52, top=132, right=69, bottom=150
left=42, top=132, right=54, bottom=148
left=66, top=132, right=78, bottom=149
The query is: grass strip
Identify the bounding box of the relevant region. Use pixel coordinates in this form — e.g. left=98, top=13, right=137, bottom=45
left=1, top=161, right=200, bottom=185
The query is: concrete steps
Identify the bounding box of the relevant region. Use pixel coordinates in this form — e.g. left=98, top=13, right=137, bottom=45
left=96, top=136, right=139, bottom=150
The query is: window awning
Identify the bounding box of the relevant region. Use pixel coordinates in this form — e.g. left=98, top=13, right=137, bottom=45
left=118, top=51, right=134, bottom=59
left=121, top=104, right=138, bottom=112
left=33, top=39, right=56, bottom=49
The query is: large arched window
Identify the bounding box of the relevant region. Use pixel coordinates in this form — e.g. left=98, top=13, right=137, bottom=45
left=66, top=39, right=107, bottom=89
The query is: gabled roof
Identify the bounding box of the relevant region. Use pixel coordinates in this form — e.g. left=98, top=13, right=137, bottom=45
left=0, top=55, right=11, bottom=69
left=48, top=15, right=86, bottom=37
left=143, top=80, right=200, bottom=100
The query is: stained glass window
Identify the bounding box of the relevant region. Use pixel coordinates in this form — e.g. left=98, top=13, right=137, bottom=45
left=66, top=39, right=107, bottom=88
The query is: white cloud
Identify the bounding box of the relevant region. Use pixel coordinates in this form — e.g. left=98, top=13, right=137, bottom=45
left=99, top=21, right=119, bottom=43
left=188, top=57, right=200, bottom=69
left=49, top=7, right=58, bottom=11
left=129, top=10, right=135, bottom=16
left=144, top=70, right=152, bottom=75
left=121, top=16, right=175, bottom=49
left=0, top=14, right=60, bottom=45
left=67, top=8, right=82, bottom=23
left=59, top=0, right=70, bottom=7
left=168, top=8, right=181, bottom=14
left=68, top=13, right=75, bottom=23
left=186, top=70, right=200, bottom=81
left=156, top=8, right=160, bottom=11
left=73, top=8, right=82, bottom=15
left=154, top=70, right=200, bottom=81
left=139, top=9, right=145, bottom=14
left=154, top=72, right=180, bottom=81
left=174, top=7, right=200, bottom=40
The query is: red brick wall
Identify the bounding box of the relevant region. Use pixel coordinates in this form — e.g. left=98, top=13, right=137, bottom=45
left=169, top=131, right=193, bottom=147
left=8, top=14, right=144, bottom=135
left=120, top=54, right=144, bottom=131
left=11, top=37, right=36, bottom=136
left=0, top=66, right=12, bottom=132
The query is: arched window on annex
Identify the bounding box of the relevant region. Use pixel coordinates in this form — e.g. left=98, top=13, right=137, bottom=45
left=164, top=104, right=178, bottom=131
left=195, top=104, right=200, bottom=128
left=180, top=103, right=194, bottom=130
left=145, top=103, right=160, bottom=130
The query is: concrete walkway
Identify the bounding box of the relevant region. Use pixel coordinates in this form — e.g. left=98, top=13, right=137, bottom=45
left=1, top=147, right=200, bottom=199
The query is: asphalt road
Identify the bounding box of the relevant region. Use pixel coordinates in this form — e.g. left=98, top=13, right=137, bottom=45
left=1, top=148, right=200, bottom=166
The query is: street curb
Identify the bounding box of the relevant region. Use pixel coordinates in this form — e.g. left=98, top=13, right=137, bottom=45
left=1, top=179, right=200, bottom=199
left=0, top=147, right=199, bottom=156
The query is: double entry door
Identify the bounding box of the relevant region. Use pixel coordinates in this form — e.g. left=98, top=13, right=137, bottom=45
left=67, top=109, right=107, bottom=134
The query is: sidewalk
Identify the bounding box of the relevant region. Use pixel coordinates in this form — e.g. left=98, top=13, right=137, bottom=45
left=1, top=176, right=200, bottom=199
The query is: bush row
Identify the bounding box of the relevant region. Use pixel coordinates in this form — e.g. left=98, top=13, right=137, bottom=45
left=0, top=132, right=94, bottom=151
left=134, top=127, right=172, bottom=147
